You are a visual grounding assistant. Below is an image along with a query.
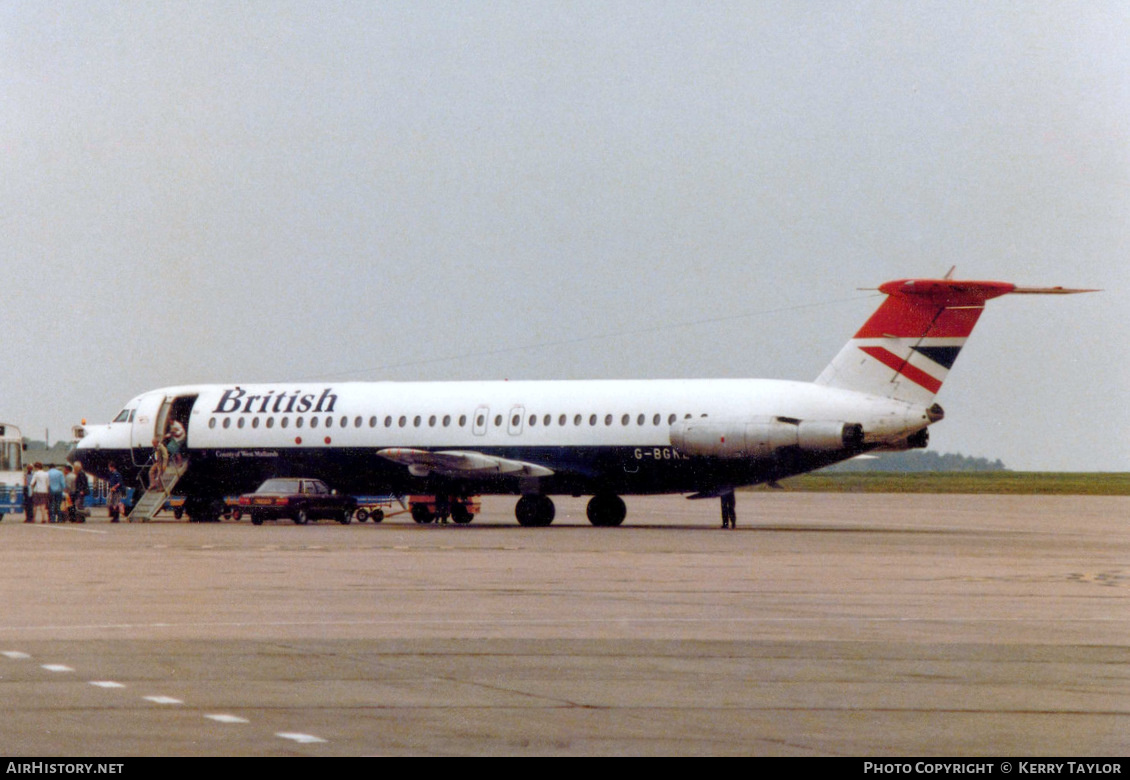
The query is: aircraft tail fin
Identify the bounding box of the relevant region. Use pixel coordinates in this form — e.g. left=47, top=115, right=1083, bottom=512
left=815, top=278, right=1096, bottom=404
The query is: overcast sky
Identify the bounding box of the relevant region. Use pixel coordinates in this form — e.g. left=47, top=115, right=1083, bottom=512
left=3, top=1, right=1127, bottom=471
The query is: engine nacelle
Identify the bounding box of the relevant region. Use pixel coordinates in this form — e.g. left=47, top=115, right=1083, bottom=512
left=670, top=418, right=864, bottom=459
left=871, top=428, right=929, bottom=451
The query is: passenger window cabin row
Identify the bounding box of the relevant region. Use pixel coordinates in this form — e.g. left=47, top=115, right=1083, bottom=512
left=205, top=411, right=704, bottom=432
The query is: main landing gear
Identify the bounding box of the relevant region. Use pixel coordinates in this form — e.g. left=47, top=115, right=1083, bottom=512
left=514, top=493, right=628, bottom=527
left=183, top=496, right=226, bottom=523
left=515, top=494, right=555, bottom=527
left=586, top=493, right=626, bottom=527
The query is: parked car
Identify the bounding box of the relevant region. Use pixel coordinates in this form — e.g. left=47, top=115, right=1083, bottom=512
left=237, top=478, right=357, bottom=525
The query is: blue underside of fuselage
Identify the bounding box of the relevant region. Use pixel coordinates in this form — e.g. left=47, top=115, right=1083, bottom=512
left=75, top=443, right=862, bottom=502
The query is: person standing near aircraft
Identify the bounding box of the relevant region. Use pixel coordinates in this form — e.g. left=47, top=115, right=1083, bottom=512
left=720, top=491, right=737, bottom=529
left=29, top=463, right=50, bottom=523
left=23, top=465, right=34, bottom=522
left=47, top=463, right=66, bottom=523
left=166, top=419, right=186, bottom=467
left=148, top=437, right=168, bottom=491
left=106, top=461, right=125, bottom=522
left=72, top=462, right=89, bottom=523
left=63, top=464, right=76, bottom=522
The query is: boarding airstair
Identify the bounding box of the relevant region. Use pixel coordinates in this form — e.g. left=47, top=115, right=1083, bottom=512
left=127, top=460, right=187, bottom=523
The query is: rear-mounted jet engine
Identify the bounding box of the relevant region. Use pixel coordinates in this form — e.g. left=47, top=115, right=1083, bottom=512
left=669, top=417, right=864, bottom=459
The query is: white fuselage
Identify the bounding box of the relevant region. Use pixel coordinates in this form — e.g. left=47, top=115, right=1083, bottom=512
left=73, top=377, right=931, bottom=501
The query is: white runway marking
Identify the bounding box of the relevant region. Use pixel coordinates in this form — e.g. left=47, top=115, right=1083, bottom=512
left=143, top=695, right=184, bottom=705
left=277, top=732, right=326, bottom=744
left=206, top=714, right=250, bottom=724
left=89, top=681, right=126, bottom=688
left=1, top=651, right=31, bottom=659
left=40, top=525, right=108, bottom=535
left=41, top=664, right=74, bottom=672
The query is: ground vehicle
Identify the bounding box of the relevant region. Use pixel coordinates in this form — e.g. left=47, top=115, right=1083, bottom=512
left=0, top=424, right=25, bottom=520
left=409, top=495, right=481, bottom=524
left=353, top=495, right=404, bottom=523
left=237, top=478, right=357, bottom=525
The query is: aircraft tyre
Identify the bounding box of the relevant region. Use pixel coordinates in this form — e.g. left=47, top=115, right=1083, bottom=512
left=185, top=497, right=223, bottom=523
left=515, top=495, right=555, bottom=527
left=411, top=504, right=434, bottom=524
left=586, top=494, right=626, bottom=527
left=293, top=508, right=310, bottom=525
left=450, top=504, right=472, bottom=524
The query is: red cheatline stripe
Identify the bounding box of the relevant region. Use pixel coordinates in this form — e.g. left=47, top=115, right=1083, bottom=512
left=859, top=346, right=943, bottom=394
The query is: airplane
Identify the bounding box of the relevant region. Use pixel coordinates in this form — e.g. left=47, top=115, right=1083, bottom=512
left=69, top=276, right=1092, bottom=526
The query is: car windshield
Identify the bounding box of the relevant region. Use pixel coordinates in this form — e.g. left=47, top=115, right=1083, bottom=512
left=257, top=479, right=301, bottom=493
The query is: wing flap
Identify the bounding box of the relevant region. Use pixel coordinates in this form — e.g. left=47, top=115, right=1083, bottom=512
left=377, top=448, right=554, bottom=478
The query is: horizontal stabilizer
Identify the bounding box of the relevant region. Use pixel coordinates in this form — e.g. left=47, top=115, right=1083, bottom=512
left=1008, top=286, right=1101, bottom=294
left=377, top=448, right=554, bottom=478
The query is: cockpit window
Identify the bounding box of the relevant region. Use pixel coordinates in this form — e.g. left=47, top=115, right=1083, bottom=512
left=113, top=409, right=133, bottom=423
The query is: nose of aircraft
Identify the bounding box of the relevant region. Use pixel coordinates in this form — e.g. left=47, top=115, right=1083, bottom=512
left=66, top=422, right=129, bottom=480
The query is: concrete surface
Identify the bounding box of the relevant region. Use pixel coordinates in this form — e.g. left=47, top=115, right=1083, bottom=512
left=0, top=493, right=1126, bottom=756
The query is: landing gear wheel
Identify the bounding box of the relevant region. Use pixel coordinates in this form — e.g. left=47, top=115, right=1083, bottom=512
left=516, top=495, right=555, bottom=527
left=450, top=504, right=473, bottom=525
left=586, top=494, right=626, bottom=527
left=411, top=504, right=434, bottom=524
left=185, top=497, right=223, bottom=523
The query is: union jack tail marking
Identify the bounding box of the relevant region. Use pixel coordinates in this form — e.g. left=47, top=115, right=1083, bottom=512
left=815, top=278, right=1095, bottom=404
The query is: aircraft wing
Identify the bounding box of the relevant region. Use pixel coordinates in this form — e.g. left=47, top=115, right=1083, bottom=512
left=376, top=448, right=554, bottom=479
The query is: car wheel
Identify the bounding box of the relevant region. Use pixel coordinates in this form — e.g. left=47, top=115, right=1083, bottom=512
left=293, top=508, right=309, bottom=525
